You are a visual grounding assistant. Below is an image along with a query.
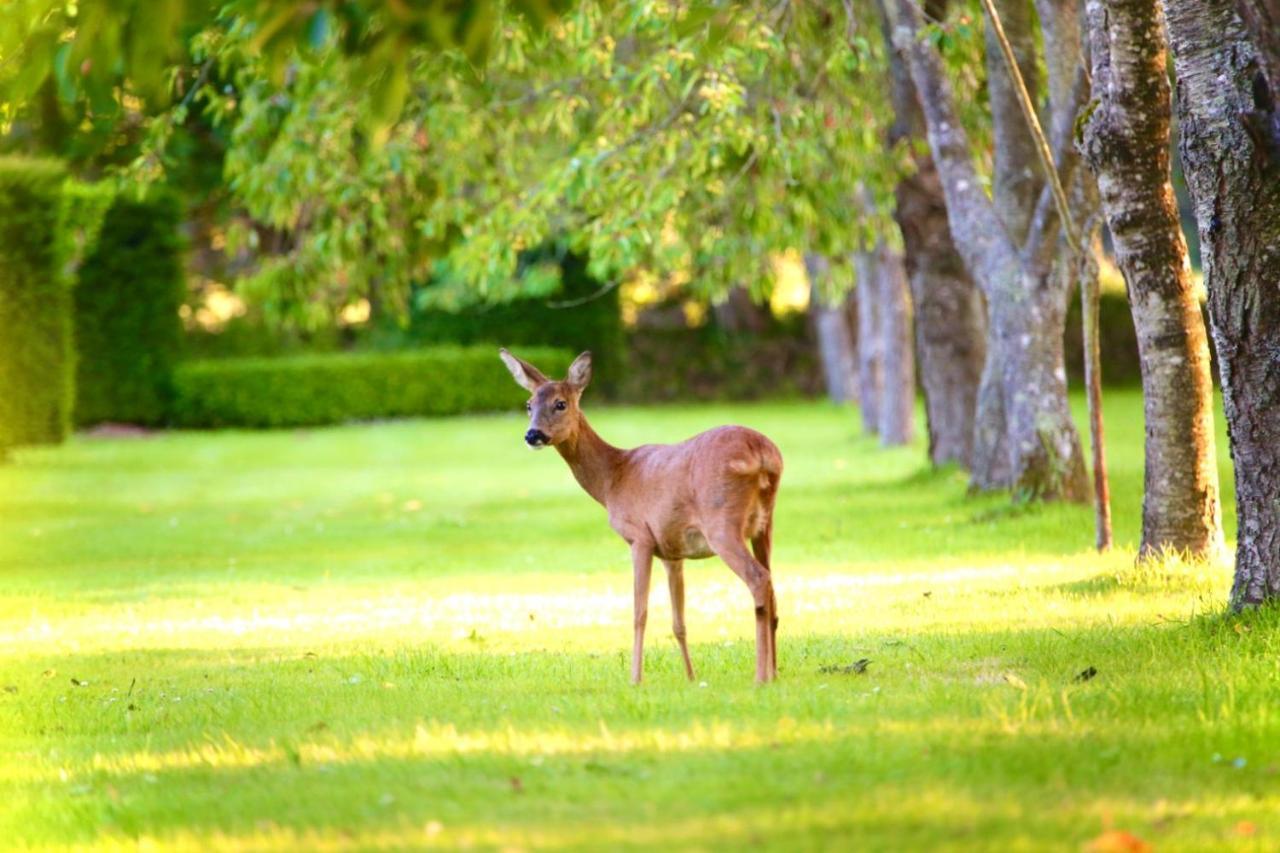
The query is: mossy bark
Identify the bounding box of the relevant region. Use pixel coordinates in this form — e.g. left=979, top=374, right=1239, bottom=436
left=1079, top=0, right=1224, bottom=558
left=1163, top=0, right=1280, bottom=604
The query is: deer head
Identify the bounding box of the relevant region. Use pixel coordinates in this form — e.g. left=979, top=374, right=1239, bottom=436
left=499, top=349, right=593, bottom=449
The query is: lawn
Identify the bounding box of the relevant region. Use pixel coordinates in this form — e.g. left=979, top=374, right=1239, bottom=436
left=2, top=388, right=1277, bottom=851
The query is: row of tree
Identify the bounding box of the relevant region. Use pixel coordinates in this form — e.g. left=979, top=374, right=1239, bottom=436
left=1, top=0, right=1277, bottom=605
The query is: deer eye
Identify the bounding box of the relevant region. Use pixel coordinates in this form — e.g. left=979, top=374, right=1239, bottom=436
left=525, top=402, right=532, bottom=413
left=554, top=400, right=567, bottom=411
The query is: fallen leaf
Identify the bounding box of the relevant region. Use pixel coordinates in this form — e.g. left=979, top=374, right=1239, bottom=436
left=1084, top=830, right=1151, bottom=852
left=818, top=658, right=871, bottom=675
left=1234, top=821, right=1256, bottom=837
left=41, top=669, right=56, bottom=679
left=1003, top=672, right=1028, bottom=690
left=509, top=776, right=523, bottom=794
left=70, top=678, right=88, bottom=687
left=1075, top=666, right=1098, bottom=683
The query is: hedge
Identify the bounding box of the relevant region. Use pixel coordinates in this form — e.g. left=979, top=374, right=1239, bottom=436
left=74, top=190, right=185, bottom=426
left=393, top=248, right=626, bottom=394
left=170, top=346, right=575, bottom=428
left=0, top=157, right=72, bottom=452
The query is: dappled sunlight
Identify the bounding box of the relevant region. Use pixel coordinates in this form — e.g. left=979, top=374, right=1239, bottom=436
left=0, top=546, right=1230, bottom=659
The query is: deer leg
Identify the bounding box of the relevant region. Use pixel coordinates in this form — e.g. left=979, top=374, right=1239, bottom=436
left=709, top=532, right=775, bottom=684
left=751, top=526, right=777, bottom=679
left=663, top=559, right=695, bottom=681
left=631, top=543, right=654, bottom=685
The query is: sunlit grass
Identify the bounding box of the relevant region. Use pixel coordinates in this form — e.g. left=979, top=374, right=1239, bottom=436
left=2, top=389, right=1275, bottom=851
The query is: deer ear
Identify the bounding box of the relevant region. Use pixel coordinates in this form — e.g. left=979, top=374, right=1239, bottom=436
left=499, top=348, right=549, bottom=393
left=566, top=351, right=592, bottom=390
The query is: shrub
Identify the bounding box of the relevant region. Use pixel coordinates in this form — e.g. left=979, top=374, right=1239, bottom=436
left=0, top=157, right=72, bottom=452
left=384, top=249, right=626, bottom=394
left=74, top=190, right=185, bottom=425
left=170, top=346, right=574, bottom=429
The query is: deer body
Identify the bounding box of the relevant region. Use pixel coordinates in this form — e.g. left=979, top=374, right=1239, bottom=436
left=500, top=349, right=782, bottom=683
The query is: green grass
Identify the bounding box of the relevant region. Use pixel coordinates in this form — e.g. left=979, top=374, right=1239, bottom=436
left=2, top=388, right=1276, bottom=851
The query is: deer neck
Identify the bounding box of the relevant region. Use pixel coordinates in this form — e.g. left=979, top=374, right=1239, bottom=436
left=557, top=415, right=624, bottom=506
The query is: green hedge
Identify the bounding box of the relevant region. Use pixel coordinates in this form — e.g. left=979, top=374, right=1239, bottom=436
left=389, top=249, right=626, bottom=394
left=0, top=157, right=72, bottom=452
left=74, top=191, right=185, bottom=426
left=171, top=346, right=575, bottom=428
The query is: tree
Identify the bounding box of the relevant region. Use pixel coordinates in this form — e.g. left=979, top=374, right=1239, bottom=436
left=878, top=0, right=985, bottom=467
left=1078, top=0, right=1224, bottom=558
left=876, top=244, right=915, bottom=445
left=806, top=253, right=858, bottom=404
left=888, top=0, right=1090, bottom=501
left=1161, top=0, right=1280, bottom=604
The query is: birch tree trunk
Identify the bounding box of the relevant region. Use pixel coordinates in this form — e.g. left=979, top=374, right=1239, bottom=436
left=806, top=253, right=858, bottom=404
left=1079, top=0, right=1224, bottom=558
left=1162, top=0, right=1280, bottom=604
left=879, top=0, right=987, bottom=467
left=877, top=245, right=916, bottom=445
left=854, top=249, right=884, bottom=435
left=888, top=0, right=1089, bottom=501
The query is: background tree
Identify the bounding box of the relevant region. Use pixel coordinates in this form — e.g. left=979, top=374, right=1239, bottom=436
left=1161, top=0, right=1280, bottom=605
left=1078, top=0, right=1223, bottom=559
left=877, top=0, right=985, bottom=467
left=889, top=0, right=1090, bottom=501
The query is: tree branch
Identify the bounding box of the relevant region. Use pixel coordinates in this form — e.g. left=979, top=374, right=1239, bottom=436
left=886, top=0, right=1014, bottom=290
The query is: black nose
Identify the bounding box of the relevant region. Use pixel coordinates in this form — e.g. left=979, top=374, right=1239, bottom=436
left=525, top=429, right=549, bottom=446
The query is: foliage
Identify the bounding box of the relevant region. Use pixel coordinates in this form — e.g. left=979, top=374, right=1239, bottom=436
left=0, top=156, right=72, bottom=452
left=127, top=1, right=903, bottom=326
left=620, top=316, right=821, bottom=402
left=0, top=392, right=1261, bottom=849
left=169, top=345, right=574, bottom=428
left=74, top=190, right=187, bottom=426
left=0, top=1, right=566, bottom=133
left=385, top=248, right=625, bottom=390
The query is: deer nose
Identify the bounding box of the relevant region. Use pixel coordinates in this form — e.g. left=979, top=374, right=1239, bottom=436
left=525, top=428, right=549, bottom=446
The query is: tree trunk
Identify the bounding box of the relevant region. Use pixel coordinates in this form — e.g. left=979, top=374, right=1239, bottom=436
left=712, top=285, right=770, bottom=334
left=1079, top=0, right=1223, bottom=558
left=876, top=245, right=916, bottom=445
left=806, top=253, right=858, bottom=404
left=879, top=0, right=986, bottom=467
left=888, top=0, right=1090, bottom=501
left=1162, top=0, right=1280, bottom=604
left=854, top=249, right=884, bottom=435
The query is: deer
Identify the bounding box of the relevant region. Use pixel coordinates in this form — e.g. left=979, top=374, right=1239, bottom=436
left=499, top=348, right=783, bottom=684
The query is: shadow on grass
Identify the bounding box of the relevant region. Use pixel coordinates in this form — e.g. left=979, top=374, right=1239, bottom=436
left=9, top=605, right=1280, bottom=847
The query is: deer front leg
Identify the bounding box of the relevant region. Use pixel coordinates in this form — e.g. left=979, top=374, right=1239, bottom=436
left=631, top=542, right=654, bottom=685
left=663, top=559, right=695, bottom=681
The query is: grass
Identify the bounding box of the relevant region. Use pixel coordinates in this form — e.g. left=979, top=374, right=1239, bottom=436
left=2, top=388, right=1276, bottom=851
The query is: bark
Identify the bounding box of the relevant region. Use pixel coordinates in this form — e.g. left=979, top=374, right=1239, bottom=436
left=806, top=253, right=858, bottom=404
left=888, top=0, right=1089, bottom=501
left=876, top=245, right=916, bottom=445
left=712, top=286, right=770, bottom=334
left=1078, top=0, right=1223, bottom=558
left=880, top=0, right=987, bottom=467
left=986, top=0, right=1043, bottom=244
left=1162, top=0, right=1280, bottom=604
left=854, top=249, right=884, bottom=435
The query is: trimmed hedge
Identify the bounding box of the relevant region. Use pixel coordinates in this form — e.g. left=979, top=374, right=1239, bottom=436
left=74, top=191, right=185, bottom=426
left=0, top=157, right=72, bottom=452
left=171, top=346, right=575, bottom=428
left=393, top=249, right=626, bottom=394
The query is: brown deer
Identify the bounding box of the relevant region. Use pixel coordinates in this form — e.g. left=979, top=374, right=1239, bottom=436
left=499, top=348, right=783, bottom=683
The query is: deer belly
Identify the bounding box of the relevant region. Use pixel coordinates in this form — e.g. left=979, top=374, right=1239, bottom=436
left=681, top=528, right=714, bottom=559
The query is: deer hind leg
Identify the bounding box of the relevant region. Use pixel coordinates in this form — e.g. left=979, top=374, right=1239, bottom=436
left=709, top=529, right=776, bottom=684
left=751, top=523, right=777, bottom=680
left=663, top=559, right=695, bottom=681
left=631, top=543, right=654, bottom=685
